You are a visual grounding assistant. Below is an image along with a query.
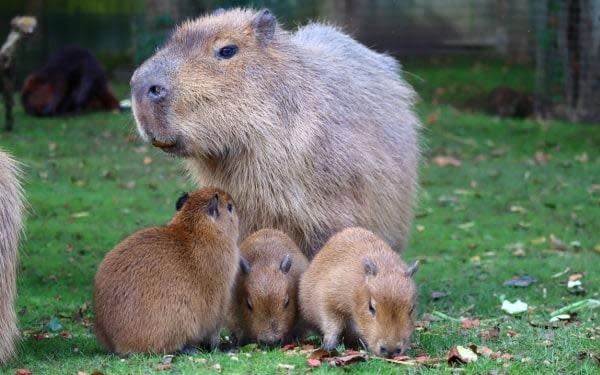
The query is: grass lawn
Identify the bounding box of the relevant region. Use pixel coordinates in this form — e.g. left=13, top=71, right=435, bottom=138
left=1, top=57, right=599, bottom=374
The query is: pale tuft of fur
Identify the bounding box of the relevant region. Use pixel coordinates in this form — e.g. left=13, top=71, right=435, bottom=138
left=0, top=149, right=24, bottom=364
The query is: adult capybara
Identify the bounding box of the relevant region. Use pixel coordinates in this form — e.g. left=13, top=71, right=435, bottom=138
left=22, top=45, right=119, bottom=116
left=230, top=229, right=309, bottom=346
left=131, top=8, right=420, bottom=257
left=299, top=227, right=419, bottom=358
left=0, top=149, right=24, bottom=364
left=93, top=188, right=239, bottom=354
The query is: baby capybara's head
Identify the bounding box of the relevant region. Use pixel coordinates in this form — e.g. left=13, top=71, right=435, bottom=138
left=131, top=8, right=282, bottom=158
left=172, top=188, right=239, bottom=240
left=239, top=254, right=296, bottom=346
left=353, top=259, right=419, bottom=358
left=21, top=74, right=55, bottom=116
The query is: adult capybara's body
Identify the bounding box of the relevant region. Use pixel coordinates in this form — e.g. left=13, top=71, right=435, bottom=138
left=93, top=188, right=239, bottom=354
left=131, top=8, right=420, bottom=257
left=22, top=45, right=119, bottom=116
left=230, top=229, right=309, bottom=346
left=0, top=149, right=24, bottom=364
left=299, top=227, right=419, bottom=358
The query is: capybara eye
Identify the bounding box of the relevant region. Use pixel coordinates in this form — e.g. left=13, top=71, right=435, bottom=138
left=246, top=298, right=253, bottom=311
left=368, top=298, right=376, bottom=316
left=283, top=295, right=290, bottom=309
left=227, top=202, right=233, bottom=212
left=217, top=45, right=238, bottom=59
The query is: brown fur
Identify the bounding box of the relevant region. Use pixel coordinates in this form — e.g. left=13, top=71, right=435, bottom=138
left=0, top=149, right=24, bottom=364
left=131, top=8, right=420, bottom=258
left=230, top=229, right=308, bottom=346
left=299, top=227, right=418, bottom=358
left=93, top=188, right=239, bottom=354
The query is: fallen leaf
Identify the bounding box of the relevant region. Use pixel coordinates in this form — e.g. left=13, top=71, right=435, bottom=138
left=549, top=314, right=570, bottom=323
left=143, top=156, right=153, bottom=165
left=431, top=291, right=448, bottom=300
left=503, top=275, right=536, bottom=287
left=549, top=234, right=568, bottom=251
left=426, top=113, right=438, bottom=125
left=70, top=212, right=90, bottom=219
left=501, top=299, right=528, bottom=314
left=120, top=181, right=136, bottom=190
left=510, top=205, right=527, bottom=213
left=59, top=331, right=72, bottom=338
left=433, top=156, right=461, bottom=167
left=307, top=358, right=321, bottom=367
left=16, top=370, right=32, bottom=375
left=513, top=248, right=526, bottom=257
left=77, top=372, right=87, bottom=375
left=392, top=355, right=411, bottom=361
left=534, top=151, right=552, bottom=164
left=310, top=348, right=338, bottom=360
left=575, top=153, right=589, bottom=163
left=328, top=353, right=368, bottom=367
left=588, top=185, right=600, bottom=194
left=447, top=345, right=478, bottom=365
left=595, top=244, right=600, bottom=253
left=281, top=343, right=296, bottom=352
left=154, top=364, right=172, bottom=371
left=479, top=326, right=500, bottom=341
left=569, top=273, right=584, bottom=282
left=277, top=364, right=295, bottom=370
left=461, top=318, right=481, bottom=329
left=210, top=364, right=222, bottom=372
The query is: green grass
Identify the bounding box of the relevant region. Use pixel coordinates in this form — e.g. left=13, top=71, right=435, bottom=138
left=1, top=58, right=600, bottom=374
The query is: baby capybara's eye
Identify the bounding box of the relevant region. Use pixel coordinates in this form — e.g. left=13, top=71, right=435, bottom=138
left=227, top=202, right=233, bottom=212
left=217, top=45, right=238, bottom=59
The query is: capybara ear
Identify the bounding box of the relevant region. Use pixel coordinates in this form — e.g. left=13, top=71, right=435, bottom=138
left=251, top=9, right=276, bottom=43
left=175, top=192, right=189, bottom=211
left=405, top=260, right=420, bottom=278
left=240, top=256, right=251, bottom=274
left=279, top=254, right=292, bottom=274
left=207, top=193, right=219, bottom=218
left=212, top=7, right=225, bottom=16
left=363, top=257, right=378, bottom=277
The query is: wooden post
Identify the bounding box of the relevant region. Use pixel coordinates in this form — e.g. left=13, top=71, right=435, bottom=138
left=0, top=16, right=37, bottom=131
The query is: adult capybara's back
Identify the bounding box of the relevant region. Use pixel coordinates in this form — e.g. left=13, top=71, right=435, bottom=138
left=131, top=8, right=420, bottom=257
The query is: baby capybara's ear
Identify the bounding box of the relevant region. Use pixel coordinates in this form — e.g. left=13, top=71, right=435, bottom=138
left=363, top=257, right=378, bottom=277
left=240, top=256, right=251, bottom=274
left=175, top=192, right=189, bottom=211
left=207, top=193, right=219, bottom=218
left=279, top=254, right=292, bottom=274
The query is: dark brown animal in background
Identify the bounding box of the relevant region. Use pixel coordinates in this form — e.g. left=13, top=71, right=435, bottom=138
left=230, top=229, right=309, bottom=346
left=0, top=149, right=24, bottom=364
left=131, top=8, right=420, bottom=258
left=93, top=188, right=239, bottom=354
left=21, top=45, right=119, bottom=117
left=299, top=227, right=419, bottom=358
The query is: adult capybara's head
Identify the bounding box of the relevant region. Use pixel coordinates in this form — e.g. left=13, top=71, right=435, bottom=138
left=239, top=254, right=296, bottom=346
left=353, top=259, right=419, bottom=358
left=131, top=8, right=283, bottom=158
left=172, top=187, right=239, bottom=241
left=21, top=74, right=55, bottom=116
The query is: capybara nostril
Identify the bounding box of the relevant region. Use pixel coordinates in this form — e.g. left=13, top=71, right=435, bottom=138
left=393, top=347, right=404, bottom=357
left=379, top=345, right=388, bottom=356
left=147, top=84, right=167, bottom=102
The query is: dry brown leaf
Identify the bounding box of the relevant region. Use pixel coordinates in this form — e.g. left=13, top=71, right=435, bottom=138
left=433, top=156, right=462, bottom=167
left=534, top=151, right=552, bottom=164
left=310, top=348, right=338, bottom=360
left=16, top=370, right=33, bottom=375
left=328, top=353, right=368, bottom=367
left=479, top=326, right=500, bottom=340
left=154, top=364, right=172, bottom=371
left=143, top=156, right=153, bottom=165
left=281, top=343, right=296, bottom=352
left=307, top=358, right=321, bottom=368
left=575, top=153, right=589, bottom=163
left=550, top=234, right=568, bottom=251
left=426, top=113, right=438, bottom=125
left=447, top=345, right=477, bottom=365
left=461, top=318, right=481, bottom=329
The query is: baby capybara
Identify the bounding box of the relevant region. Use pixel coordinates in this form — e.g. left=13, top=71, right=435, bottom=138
left=131, top=8, right=420, bottom=257
left=299, top=227, right=419, bottom=358
left=93, top=188, right=239, bottom=354
left=230, top=229, right=308, bottom=346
